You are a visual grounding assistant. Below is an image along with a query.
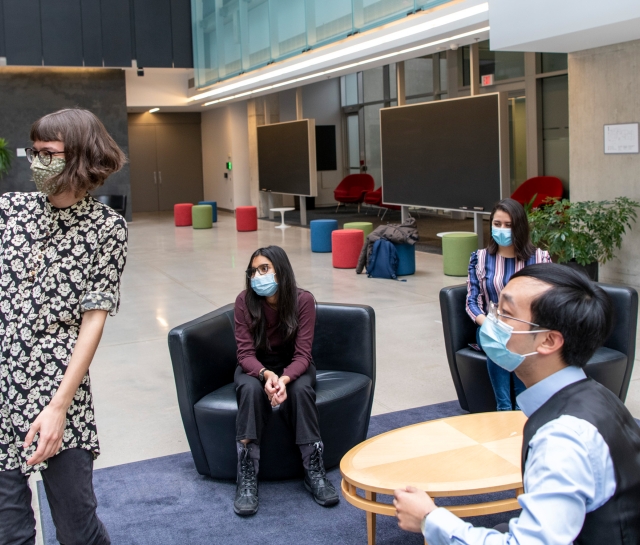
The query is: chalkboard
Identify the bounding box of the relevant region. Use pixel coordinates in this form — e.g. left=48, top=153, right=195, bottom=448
left=381, top=93, right=508, bottom=212
left=258, top=120, right=317, bottom=196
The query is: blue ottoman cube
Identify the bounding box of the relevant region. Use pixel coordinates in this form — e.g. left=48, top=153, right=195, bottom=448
left=310, top=219, right=338, bottom=252
left=198, top=201, right=217, bottom=223
left=394, top=243, right=416, bottom=276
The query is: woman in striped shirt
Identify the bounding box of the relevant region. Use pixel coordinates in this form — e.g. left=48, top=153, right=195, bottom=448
left=466, top=198, right=551, bottom=410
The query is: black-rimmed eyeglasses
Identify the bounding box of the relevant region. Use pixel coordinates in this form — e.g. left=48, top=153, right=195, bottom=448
left=24, top=148, right=65, bottom=166
left=246, top=264, right=272, bottom=278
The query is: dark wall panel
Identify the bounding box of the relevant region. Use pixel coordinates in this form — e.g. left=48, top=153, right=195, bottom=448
left=0, top=69, right=132, bottom=220
left=81, top=0, right=103, bottom=67
left=41, top=0, right=83, bottom=66
left=0, top=1, right=6, bottom=57
left=4, top=0, right=42, bottom=65
left=133, top=0, right=173, bottom=67
left=101, top=0, right=132, bottom=67
left=171, top=0, right=193, bottom=68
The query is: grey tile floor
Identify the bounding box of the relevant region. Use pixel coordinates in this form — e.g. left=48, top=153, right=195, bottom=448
left=83, top=210, right=640, bottom=471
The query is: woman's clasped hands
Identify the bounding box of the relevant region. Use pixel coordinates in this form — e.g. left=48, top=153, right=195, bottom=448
left=264, top=372, right=289, bottom=407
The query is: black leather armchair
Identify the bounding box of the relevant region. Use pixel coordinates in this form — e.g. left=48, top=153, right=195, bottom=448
left=440, top=284, right=638, bottom=413
left=169, top=303, right=376, bottom=480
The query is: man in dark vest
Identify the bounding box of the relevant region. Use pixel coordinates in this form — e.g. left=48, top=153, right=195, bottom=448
left=394, top=263, right=640, bottom=544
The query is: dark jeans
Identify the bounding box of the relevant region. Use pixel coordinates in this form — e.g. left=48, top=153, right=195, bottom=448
left=476, top=328, right=526, bottom=411
left=0, top=448, right=110, bottom=545
left=234, top=364, right=321, bottom=445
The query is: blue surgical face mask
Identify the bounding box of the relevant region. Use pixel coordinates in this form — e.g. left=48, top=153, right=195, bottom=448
left=478, top=308, right=549, bottom=372
left=251, top=272, right=278, bottom=297
left=492, top=227, right=512, bottom=247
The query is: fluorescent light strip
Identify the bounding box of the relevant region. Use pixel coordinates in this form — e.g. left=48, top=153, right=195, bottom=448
left=203, top=26, right=489, bottom=107
left=191, top=2, right=488, bottom=103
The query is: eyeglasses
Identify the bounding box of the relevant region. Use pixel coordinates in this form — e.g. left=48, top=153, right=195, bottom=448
left=489, top=302, right=543, bottom=328
left=25, top=148, right=65, bottom=166
left=246, top=264, right=272, bottom=278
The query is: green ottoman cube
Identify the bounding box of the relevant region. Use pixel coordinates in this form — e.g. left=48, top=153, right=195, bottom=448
left=192, top=204, right=213, bottom=229
left=343, top=222, right=374, bottom=242
left=442, top=232, right=478, bottom=276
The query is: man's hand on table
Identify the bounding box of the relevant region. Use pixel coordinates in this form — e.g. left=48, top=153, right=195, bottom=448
left=393, top=486, right=438, bottom=533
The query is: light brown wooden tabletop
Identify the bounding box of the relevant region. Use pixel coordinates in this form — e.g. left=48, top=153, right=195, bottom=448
left=340, top=411, right=527, bottom=545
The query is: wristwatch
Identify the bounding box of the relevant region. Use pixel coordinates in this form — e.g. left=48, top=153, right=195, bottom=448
left=259, top=368, right=266, bottom=382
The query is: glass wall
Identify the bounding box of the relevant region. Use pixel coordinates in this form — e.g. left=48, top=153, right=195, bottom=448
left=541, top=75, right=570, bottom=191
left=191, top=0, right=454, bottom=88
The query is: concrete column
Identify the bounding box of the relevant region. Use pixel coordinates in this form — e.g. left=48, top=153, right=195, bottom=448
left=470, top=42, right=480, bottom=96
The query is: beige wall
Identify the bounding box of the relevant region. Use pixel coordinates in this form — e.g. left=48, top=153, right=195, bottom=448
left=569, top=39, right=640, bottom=288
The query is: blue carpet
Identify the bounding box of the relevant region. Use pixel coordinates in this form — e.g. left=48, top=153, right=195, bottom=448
left=38, top=401, right=522, bottom=544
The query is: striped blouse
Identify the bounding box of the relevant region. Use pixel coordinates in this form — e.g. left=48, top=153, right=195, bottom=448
left=466, top=248, right=552, bottom=321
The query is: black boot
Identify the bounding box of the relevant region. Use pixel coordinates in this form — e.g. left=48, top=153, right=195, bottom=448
left=234, top=443, right=259, bottom=516
left=301, top=442, right=339, bottom=507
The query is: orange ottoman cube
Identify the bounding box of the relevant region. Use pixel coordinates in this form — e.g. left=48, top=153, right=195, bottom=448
left=174, top=203, right=193, bottom=226
left=332, top=229, right=364, bottom=268
left=236, top=206, right=258, bottom=232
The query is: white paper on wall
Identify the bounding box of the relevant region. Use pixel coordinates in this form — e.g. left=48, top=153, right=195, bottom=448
left=604, top=123, right=639, bottom=154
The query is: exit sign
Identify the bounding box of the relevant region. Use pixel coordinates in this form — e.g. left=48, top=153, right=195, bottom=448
left=481, top=74, right=494, bottom=86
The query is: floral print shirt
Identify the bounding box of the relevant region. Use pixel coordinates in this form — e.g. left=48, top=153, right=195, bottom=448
left=0, top=192, right=127, bottom=474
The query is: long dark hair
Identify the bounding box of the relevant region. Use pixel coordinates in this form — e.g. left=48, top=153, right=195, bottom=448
left=486, top=198, right=535, bottom=261
left=244, top=246, right=299, bottom=351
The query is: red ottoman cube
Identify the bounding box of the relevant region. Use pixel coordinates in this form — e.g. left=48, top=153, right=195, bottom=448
left=236, top=206, right=258, bottom=232
left=174, top=203, right=193, bottom=226
left=332, top=229, right=364, bottom=269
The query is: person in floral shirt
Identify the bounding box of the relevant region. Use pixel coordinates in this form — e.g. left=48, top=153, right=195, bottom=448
left=0, top=109, right=128, bottom=545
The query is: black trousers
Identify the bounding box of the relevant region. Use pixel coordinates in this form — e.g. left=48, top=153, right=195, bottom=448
left=234, top=365, right=321, bottom=445
left=0, top=448, right=110, bottom=545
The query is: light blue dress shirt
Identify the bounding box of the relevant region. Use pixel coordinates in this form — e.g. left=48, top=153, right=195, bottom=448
left=423, top=366, right=616, bottom=545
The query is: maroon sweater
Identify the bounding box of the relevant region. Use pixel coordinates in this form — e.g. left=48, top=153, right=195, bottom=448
left=234, top=289, right=316, bottom=381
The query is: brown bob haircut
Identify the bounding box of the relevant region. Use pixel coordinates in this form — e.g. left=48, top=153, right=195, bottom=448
left=30, top=109, right=127, bottom=196
left=486, top=198, right=536, bottom=261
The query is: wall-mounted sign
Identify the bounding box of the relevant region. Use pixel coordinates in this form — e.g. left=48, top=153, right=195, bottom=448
left=481, top=74, right=494, bottom=86
left=604, top=123, right=639, bottom=154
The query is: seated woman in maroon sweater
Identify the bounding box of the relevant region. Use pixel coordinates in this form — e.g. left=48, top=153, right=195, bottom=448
left=233, top=245, right=339, bottom=516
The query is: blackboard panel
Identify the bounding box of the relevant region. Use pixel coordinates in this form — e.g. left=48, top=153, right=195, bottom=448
left=81, top=0, right=103, bottom=66
left=381, top=94, right=501, bottom=212
left=171, top=0, right=193, bottom=68
left=133, top=0, right=173, bottom=67
left=101, top=0, right=132, bottom=67
left=258, top=120, right=316, bottom=196
left=316, top=125, right=337, bottom=171
left=0, top=1, right=6, bottom=57
left=4, top=0, right=42, bottom=65
left=42, top=0, right=83, bottom=66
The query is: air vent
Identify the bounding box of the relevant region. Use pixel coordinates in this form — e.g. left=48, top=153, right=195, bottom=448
left=188, top=78, right=195, bottom=89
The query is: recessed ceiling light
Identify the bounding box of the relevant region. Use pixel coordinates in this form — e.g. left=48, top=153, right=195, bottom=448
left=149, top=108, right=160, bottom=113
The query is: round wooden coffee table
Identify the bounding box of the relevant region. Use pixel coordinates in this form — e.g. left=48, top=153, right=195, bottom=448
left=340, top=412, right=526, bottom=545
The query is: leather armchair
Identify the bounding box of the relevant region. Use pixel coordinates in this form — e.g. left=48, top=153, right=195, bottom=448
left=169, top=303, right=376, bottom=480
left=440, top=284, right=638, bottom=413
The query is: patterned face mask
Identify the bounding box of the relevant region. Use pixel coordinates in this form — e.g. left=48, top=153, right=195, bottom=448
left=30, top=156, right=66, bottom=195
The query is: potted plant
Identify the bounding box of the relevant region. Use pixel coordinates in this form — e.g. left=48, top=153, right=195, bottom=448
left=0, top=138, right=12, bottom=179
left=528, top=197, right=640, bottom=281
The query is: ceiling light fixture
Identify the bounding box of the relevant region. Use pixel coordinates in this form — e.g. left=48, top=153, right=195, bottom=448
left=149, top=107, right=160, bottom=113
left=203, top=26, right=490, bottom=107
left=191, top=3, right=489, bottom=103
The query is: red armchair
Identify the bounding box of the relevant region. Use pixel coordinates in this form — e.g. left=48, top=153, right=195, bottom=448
left=363, top=187, right=401, bottom=219
left=511, top=176, right=563, bottom=209
left=334, top=174, right=374, bottom=213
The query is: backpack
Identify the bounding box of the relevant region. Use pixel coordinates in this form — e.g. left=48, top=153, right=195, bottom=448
left=367, top=239, right=398, bottom=279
